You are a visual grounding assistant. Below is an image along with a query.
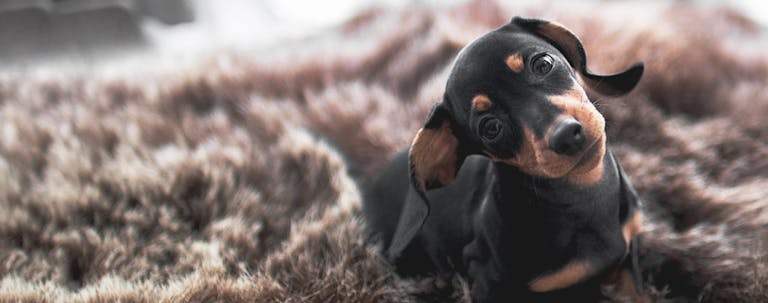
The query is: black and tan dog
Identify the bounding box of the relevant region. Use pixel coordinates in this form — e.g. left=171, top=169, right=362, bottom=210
left=364, top=17, right=647, bottom=302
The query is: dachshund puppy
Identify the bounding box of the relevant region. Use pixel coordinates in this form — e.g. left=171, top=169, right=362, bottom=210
left=364, top=17, right=647, bottom=302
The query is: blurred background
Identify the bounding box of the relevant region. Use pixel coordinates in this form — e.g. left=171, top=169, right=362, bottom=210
left=1, top=1, right=767, bottom=302
left=0, top=0, right=453, bottom=70
left=1, top=0, right=766, bottom=71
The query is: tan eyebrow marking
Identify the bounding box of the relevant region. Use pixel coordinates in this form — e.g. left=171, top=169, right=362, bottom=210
left=471, top=95, right=492, bottom=111
left=506, top=53, right=524, bottom=73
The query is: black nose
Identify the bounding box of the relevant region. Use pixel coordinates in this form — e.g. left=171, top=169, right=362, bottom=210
left=548, top=118, right=586, bottom=155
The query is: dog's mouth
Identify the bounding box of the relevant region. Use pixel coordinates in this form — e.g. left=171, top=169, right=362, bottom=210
left=574, top=137, right=602, bottom=167
left=488, top=130, right=606, bottom=181
left=562, top=134, right=606, bottom=184
left=536, top=133, right=605, bottom=179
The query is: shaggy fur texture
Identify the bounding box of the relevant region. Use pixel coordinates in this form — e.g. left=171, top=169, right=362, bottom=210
left=1, top=1, right=767, bottom=302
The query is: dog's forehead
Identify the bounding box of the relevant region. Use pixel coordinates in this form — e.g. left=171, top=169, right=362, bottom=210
left=445, top=28, right=562, bottom=103
left=462, top=29, right=537, bottom=57
left=457, top=28, right=558, bottom=67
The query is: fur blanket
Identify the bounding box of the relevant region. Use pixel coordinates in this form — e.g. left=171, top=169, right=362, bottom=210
left=1, top=1, right=766, bottom=302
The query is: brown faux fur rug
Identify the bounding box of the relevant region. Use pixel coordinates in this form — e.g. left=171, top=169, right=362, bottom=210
left=1, top=1, right=767, bottom=302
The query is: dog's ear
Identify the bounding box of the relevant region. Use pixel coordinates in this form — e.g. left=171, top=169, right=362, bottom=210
left=388, top=101, right=465, bottom=260
left=409, top=102, right=462, bottom=192
left=512, top=16, right=644, bottom=97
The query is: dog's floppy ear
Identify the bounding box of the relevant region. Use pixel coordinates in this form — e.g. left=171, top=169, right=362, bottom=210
left=512, top=16, right=644, bottom=97
left=409, top=102, right=462, bottom=192
left=388, top=101, right=465, bottom=260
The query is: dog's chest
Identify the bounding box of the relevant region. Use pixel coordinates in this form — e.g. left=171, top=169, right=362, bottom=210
left=469, top=188, right=627, bottom=293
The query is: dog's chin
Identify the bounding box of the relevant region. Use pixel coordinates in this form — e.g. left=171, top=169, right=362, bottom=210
left=573, top=138, right=603, bottom=170
left=563, top=136, right=607, bottom=184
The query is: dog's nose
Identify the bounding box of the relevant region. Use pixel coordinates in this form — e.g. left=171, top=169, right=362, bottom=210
left=548, top=118, right=586, bottom=155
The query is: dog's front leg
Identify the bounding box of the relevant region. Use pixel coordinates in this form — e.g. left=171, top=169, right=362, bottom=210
left=466, top=258, right=496, bottom=303
left=464, top=240, right=507, bottom=302
left=603, top=239, right=651, bottom=303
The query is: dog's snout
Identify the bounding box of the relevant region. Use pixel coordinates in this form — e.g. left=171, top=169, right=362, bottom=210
left=548, top=118, right=586, bottom=155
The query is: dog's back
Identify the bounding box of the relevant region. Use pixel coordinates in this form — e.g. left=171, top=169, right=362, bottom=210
left=362, top=150, right=410, bottom=252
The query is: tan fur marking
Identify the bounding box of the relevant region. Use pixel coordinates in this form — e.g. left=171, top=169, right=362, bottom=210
left=529, top=260, right=592, bottom=292
left=410, top=120, right=458, bottom=190
left=603, top=269, right=651, bottom=303
left=622, top=211, right=644, bottom=252
left=549, top=85, right=605, bottom=144
left=471, top=95, right=492, bottom=111
left=506, top=54, right=524, bottom=73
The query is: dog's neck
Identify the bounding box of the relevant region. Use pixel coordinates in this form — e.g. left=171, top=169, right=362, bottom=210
left=492, top=150, right=620, bottom=211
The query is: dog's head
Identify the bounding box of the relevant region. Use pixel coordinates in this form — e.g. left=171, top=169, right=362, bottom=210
left=412, top=17, right=644, bottom=190
left=389, top=17, right=643, bottom=259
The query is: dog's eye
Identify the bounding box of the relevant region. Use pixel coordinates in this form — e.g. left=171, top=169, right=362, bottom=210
left=531, top=53, right=554, bottom=75
left=479, top=117, right=502, bottom=140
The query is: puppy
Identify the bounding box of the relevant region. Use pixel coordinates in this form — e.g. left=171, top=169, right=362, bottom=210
left=364, top=17, right=647, bottom=302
